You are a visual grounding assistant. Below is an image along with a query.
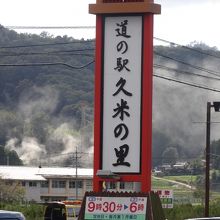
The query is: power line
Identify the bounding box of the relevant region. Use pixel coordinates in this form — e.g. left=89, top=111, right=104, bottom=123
left=0, top=40, right=94, bottom=49
left=0, top=60, right=94, bottom=69
left=0, top=48, right=95, bottom=57
left=154, top=37, right=220, bottom=60
left=0, top=60, right=219, bottom=93
left=2, top=43, right=217, bottom=83
left=42, top=151, right=92, bottom=159
left=3, top=26, right=220, bottom=60
left=0, top=32, right=218, bottom=62
left=154, top=51, right=220, bottom=77
left=153, top=73, right=220, bottom=93
left=154, top=64, right=220, bottom=81
left=0, top=47, right=219, bottom=82
left=2, top=27, right=220, bottom=59
left=210, top=153, right=220, bottom=158
left=6, top=25, right=96, bottom=29
left=0, top=30, right=220, bottom=91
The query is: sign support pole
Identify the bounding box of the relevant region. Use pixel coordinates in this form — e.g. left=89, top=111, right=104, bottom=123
left=93, top=14, right=103, bottom=192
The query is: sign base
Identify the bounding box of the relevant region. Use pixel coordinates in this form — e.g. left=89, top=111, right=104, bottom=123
left=78, top=191, right=165, bottom=220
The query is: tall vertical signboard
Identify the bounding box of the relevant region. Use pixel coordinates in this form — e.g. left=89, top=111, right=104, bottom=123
left=103, top=16, right=142, bottom=173
left=89, top=0, right=161, bottom=192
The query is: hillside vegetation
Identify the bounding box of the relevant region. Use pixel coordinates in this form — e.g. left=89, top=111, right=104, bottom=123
left=0, top=25, right=220, bottom=168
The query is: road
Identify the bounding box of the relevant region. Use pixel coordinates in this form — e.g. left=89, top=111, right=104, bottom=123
left=153, top=176, right=196, bottom=190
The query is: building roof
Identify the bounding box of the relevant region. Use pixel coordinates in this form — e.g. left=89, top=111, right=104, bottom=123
left=0, top=166, right=93, bottom=181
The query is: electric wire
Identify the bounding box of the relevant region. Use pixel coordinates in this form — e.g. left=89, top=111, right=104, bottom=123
left=4, top=26, right=220, bottom=59
left=154, top=64, right=220, bottom=81
left=154, top=37, right=220, bottom=59
left=1, top=48, right=220, bottom=82
left=0, top=40, right=95, bottom=49
left=0, top=60, right=219, bottom=94
left=0, top=49, right=95, bottom=57
left=154, top=51, right=220, bottom=77
left=153, top=73, right=220, bottom=93
left=1, top=41, right=220, bottom=81
left=6, top=25, right=96, bottom=29
left=0, top=60, right=94, bottom=69
left=3, top=28, right=220, bottom=164
left=210, top=153, right=220, bottom=158
left=0, top=30, right=220, bottom=92
left=1, top=27, right=219, bottom=60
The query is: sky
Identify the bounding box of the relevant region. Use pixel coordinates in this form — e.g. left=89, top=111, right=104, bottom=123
left=0, top=0, right=220, bottom=49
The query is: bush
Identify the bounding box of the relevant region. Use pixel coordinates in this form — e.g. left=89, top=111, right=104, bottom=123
left=164, top=203, right=220, bottom=220
left=0, top=202, right=44, bottom=220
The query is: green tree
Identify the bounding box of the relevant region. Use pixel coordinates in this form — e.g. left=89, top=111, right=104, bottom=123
left=0, top=110, right=21, bottom=145
left=0, top=146, right=22, bottom=165
left=211, top=139, right=220, bottom=169
left=189, top=159, right=204, bottom=175
left=0, top=178, right=25, bottom=202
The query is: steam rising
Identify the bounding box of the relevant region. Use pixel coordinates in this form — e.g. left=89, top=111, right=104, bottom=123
left=6, top=137, right=46, bottom=165
left=5, top=85, right=93, bottom=167
left=4, top=44, right=220, bottom=166
left=153, top=52, right=220, bottom=156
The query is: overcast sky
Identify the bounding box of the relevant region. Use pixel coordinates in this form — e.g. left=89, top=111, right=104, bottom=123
left=1, top=0, right=220, bottom=48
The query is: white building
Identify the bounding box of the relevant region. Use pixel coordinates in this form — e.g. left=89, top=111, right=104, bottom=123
left=0, top=166, right=135, bottom=202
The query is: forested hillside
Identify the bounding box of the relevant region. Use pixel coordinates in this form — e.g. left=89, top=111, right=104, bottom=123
left=0, top=25, right=220, bottom=168
left=0, top=25, right=94, bottom=166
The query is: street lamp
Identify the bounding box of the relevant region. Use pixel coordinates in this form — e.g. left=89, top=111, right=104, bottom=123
left=205, top=101, right=220, bottom=217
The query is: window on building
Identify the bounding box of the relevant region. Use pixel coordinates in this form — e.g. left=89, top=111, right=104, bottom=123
left=76, top=180, right=83, bottom=188
left=41, top=196, right=49, bottom=202
left=86, top=180, right=93, bottom=190
left=119, top=182, right=125, bottom=189
left=29, top=181, right=37, bottom=187
left=69, top=180, right=83, bottom=189
left=125, top=182, right=134, bottom=190
left=108, top=182, right=116, bottom=189
left=41, top=181, right=49, bottom=188
left=21, top=181, right=26, bottom=187
left=52, top=180, right=58, bottom=188
left=52, top=180, right=66, bottom=188
left=69, top=181, right=75, bottom=189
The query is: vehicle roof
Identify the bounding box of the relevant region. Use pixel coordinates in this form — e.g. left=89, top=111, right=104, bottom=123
left=185, top=218, right=220, bottom=220
left=41, top=200, right=82, bottom=206
left=42, top=201, right=66, bottom=206
left=0, top=210, right=25, bottom=218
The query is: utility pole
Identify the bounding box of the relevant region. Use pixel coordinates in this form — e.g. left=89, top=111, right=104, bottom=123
left=75, top=146, right=78, bottom=199
left=205, top=102, right=211, bottom=217
left=205, top=101, right=220, bottom=217
left=6, top=156, right=9, bottom=166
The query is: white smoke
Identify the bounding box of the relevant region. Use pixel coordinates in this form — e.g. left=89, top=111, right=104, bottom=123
left=5, top=137, right=46, bottom=165
left=18, top=86, right=59, bottom=118
left=4, top=85, right=89, bottom=166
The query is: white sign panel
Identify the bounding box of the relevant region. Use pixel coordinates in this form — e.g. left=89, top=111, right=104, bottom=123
left=85, top=196, right=147, bottom=220
left=102, top=16, right=143, bottom=173
left=155, top=190, right=174, bottom=209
